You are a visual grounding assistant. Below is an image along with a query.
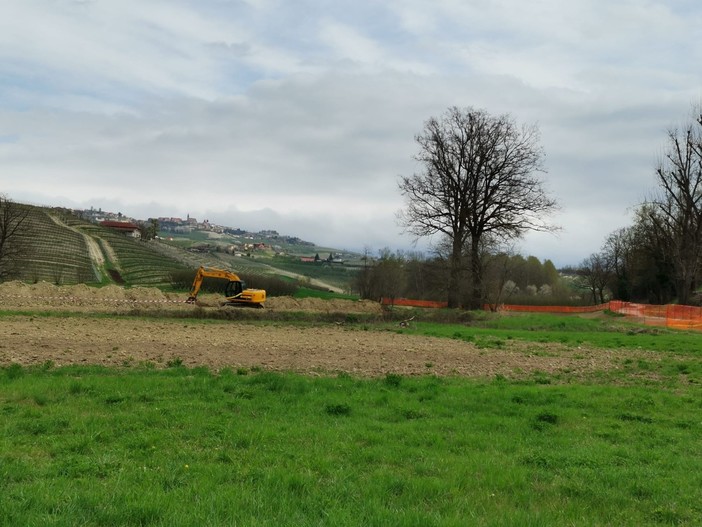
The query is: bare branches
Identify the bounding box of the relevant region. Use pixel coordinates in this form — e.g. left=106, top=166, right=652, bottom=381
left=648, top=105, right=702, bottom=304
left=398, top=106, right=559, bottom=308
left=0, top=195, right=32, bottom=280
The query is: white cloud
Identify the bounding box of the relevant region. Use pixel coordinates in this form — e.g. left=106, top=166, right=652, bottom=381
left=1, top=0, right=702, bottom=265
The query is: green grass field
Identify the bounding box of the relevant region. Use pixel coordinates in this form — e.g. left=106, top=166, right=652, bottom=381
left=400, top=312, right=702, bottom=356
left=1, top=362, right=701, bottom=526
left=2, top=312, right=701, bottom=525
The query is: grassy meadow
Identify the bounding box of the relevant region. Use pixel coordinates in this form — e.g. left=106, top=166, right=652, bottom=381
left=403, top=312, right=702, bottom=355
left=1, top=312, right=702, bottom=526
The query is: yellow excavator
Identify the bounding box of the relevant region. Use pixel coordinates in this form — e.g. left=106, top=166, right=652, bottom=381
left=186, top=266, right=266, bottom=308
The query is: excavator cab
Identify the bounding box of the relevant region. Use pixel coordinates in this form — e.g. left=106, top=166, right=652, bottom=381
left=224, top=280, right=244, bottom=299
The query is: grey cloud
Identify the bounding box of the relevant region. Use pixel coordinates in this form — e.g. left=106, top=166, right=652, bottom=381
left=2, top=1, right=702, bottom=266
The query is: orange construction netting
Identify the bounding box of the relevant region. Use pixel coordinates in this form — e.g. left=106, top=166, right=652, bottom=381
left=381, top=297, right=702, bottom=331
left=486, top=303, right=610, bottom=314
left=608, top=301, right=702, bottom=331
left=496, top=300, right=702, bottom=331
left=380, top=297, right=448, bottom=309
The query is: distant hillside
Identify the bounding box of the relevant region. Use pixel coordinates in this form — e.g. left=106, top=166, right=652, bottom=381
left=4, top=205, right=359, bottom=292
left=13, top=205, right=97, bottom=284
left=7, top=206, right=189, bottom=287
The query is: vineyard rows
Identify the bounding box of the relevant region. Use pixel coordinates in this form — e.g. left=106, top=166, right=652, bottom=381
left=10, top=207, right=191, bottom=287
left=14, top=207, right=95, bottom=284
left=7, top=206, right=355, bottom=291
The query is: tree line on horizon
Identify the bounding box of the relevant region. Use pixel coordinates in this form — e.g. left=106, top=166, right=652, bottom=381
left=354, top=248, right=580, bottom=307
left=577, top=107, right=702, bottom=306
left=362, top=104, right=702, bottom=308
left=2, top=105, right=700, bottom=307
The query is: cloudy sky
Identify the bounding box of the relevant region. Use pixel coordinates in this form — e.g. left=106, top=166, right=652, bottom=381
left=1, top=0, right=700, bottom=265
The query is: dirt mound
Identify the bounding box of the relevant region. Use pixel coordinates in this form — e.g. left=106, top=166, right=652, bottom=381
left=0, top=280, right=31, bottom=295
left=0, top=281, right=182, bottom=311
left=265, top=296, right=382, bottom=314
left=0, top=282, right=382, bottom=314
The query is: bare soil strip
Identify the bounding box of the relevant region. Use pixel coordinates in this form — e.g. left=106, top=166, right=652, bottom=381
left=0, top=315, right=647, bottom=379
left=0, top=281, right=656, bottom=378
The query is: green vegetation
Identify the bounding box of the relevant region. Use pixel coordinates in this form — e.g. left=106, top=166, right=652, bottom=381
left=293, top=287, right=358, bottom=300
left=266, top=256, right=358, bottom=290
left=1, top=363, right=700, bottom=526
left=103, top=234, right=188, bottom=286
left=66, top=219, right=189, bottom=287
left=396, top=312, right=702, bottom=356
left=10, top=208, right=191, bottom=287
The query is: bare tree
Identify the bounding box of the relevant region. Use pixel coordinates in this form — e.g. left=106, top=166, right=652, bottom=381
left=578, top=253, right=611, bottom=304
left=398, top=106, right=559, bottom=309
left=602, top=227, right=633, bottom=301
left=628, top=204, right=677, bottom=303
left=356, top=249, right=406, bottom=304
left=482, top=243, right=519, bottom=311
left=0, top=195, right=32, bottom=280
left=647, top=106, right=702, bottom=304
left=372, top=249, right=406, bottom=305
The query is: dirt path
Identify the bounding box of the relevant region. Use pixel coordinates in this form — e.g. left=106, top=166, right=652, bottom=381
left=47, top=213, right=104, bottom=265
left=96, top=237, right=121, bottom=271
left=261, top=265, right=344, bottom=293
left=47, top=213, right=105, bottom=277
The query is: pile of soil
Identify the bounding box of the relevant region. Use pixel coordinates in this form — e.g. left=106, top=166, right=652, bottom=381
left=0, top=281, right=182, bottom=311
left=0, top=281, right=381, bottom=314
left=265, top=296, right=382, bottom=314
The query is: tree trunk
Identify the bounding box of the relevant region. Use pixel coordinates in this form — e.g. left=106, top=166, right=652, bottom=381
left=467, top=237, right=483, bottom=310
left=447, top=239, right=463, bottom=308
left=676, top=277, right=693, bottom=305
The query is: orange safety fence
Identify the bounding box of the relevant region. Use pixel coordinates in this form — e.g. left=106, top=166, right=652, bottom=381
left=608, top=301, right=702, bottom=331
left=488, top=303, right=611, bottom=314
left=380, top=297, right=448, bottom=309
left=494, top=300, right=702, bottom=331
left=381, top=296, right=702, bottom=331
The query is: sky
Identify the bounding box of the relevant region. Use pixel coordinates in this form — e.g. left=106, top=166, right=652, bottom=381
left=1, top=0, right=701, bottom=266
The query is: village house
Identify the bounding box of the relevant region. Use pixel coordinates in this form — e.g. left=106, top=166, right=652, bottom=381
left=100, top=220, right=141, bottom=238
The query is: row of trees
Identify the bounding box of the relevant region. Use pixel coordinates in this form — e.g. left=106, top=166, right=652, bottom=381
left=355, top=248, right=567, bottom=307
left=579, top=106, right=702, bottom=305
left=396, top=106, right=559, bottom=309
left=396, top=103, right=701, bottom=308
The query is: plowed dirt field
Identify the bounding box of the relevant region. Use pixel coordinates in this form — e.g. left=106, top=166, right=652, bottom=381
left=0, top=281, right=646, bottom=378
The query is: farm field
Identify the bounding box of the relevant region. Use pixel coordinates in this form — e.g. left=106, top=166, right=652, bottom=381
left=1, top=285, right=701, bottom=525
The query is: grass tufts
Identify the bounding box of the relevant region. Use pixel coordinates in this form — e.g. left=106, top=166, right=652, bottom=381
left=324, top=403, right=352, bottom=416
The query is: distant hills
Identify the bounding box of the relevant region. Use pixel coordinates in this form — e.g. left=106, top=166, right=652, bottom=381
left=7, top=204, right=360, bottom=291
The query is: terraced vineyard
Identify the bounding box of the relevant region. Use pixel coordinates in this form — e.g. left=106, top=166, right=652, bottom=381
left=58, top=213, right=190, bottom=286
left=12, top=206, right=96, bottom=285
left=5, top=205, right=354, bottom=291
left=96, top=229, right=189, bottom=286
left=10, top=208, right=190, bottom=287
